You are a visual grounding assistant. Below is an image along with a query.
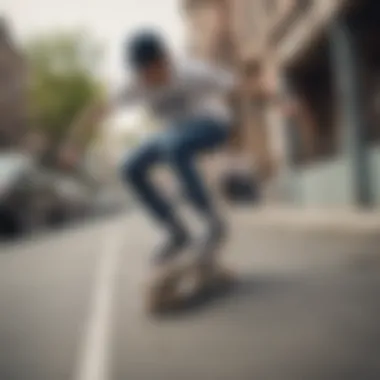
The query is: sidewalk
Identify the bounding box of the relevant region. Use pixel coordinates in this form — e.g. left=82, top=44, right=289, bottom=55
left=231, top=205, right=380, bottom=234
left=113, top=210, right=380, bottom=380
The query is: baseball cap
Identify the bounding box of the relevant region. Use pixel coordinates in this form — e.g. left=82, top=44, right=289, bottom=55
left=126, top=30, right=167, bottom=69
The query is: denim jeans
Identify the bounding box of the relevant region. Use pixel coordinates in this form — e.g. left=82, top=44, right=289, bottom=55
left=121, top=116, right=230, bottom=229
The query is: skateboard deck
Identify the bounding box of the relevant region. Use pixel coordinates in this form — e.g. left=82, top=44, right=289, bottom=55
left=146, top=258, right=236, bottom=315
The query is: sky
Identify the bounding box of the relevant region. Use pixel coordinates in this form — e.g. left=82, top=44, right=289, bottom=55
left=0, top=0, right=187, bottom=129
left=1, top=0, right=186, bottom=82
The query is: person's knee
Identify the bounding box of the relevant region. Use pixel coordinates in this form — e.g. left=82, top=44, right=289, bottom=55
left=166, top=139, right=188, bottom=164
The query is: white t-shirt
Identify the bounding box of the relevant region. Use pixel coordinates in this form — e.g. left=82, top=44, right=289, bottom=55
left=111, top=60, right=237, bottom=126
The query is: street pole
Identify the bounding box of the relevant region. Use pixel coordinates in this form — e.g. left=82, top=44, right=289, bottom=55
left=329, top=16, right=371, bottom=207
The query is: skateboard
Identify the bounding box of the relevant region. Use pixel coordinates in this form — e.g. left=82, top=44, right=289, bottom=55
left=146, top=256, right=235, bottom=315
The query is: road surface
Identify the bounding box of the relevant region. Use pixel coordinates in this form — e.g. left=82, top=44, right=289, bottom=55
left=1, top=212, right=380, bottom=380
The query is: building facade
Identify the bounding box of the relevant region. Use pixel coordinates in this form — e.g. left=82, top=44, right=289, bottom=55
left=184, top=0, right=234, bottom=63
left=228, top=0, right=380, bottom=208
left=184, top=0, right=286, bottom=183
left=0, top=17, right=27, bottom=150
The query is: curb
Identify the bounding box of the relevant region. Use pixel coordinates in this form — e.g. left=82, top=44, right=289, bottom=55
left=231, top=207, right=380, bottom=234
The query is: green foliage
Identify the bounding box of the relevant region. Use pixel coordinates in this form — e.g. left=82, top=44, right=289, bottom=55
left=25, top=31, right=104, bottom=147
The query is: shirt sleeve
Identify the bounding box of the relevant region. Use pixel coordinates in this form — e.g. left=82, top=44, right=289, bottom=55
left=187, top=60, right=238, bottom=94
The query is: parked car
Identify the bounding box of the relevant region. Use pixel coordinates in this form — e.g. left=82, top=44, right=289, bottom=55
left=50, top=174, right=94, bottom=219
left=0, top=152, right=93, bottom=239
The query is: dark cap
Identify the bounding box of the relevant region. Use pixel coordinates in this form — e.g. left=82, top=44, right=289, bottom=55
left=126, top=30, right=167, bottom=70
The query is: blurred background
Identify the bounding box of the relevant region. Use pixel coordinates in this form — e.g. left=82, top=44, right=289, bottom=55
left=1, top=1, right=380, bottom=379
left=1, top=0, right=380, bottom=239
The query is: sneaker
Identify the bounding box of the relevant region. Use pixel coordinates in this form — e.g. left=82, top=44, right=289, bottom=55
left=151, top=229, right=190, bottom=266
left=197, top=218, right=227, bottom=265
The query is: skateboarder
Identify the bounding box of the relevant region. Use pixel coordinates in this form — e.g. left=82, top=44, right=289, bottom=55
left=63, top=30, right=237, bottom=268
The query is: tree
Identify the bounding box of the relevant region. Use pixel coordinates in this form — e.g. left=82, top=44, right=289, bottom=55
left=25, top=31, right=104, bottom=161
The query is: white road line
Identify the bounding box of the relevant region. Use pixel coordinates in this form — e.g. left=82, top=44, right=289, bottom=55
left=74, top=224, right=123, bottom=380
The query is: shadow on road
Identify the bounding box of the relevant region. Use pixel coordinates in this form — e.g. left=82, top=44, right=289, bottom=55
left=150, top=275, right=298, bottom=320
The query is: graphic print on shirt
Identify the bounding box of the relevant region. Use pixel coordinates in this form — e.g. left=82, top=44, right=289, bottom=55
left=149, top=88, right=190, bottom=121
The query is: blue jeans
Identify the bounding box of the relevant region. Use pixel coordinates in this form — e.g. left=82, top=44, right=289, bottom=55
left=121, top=117, right=230, bottom=229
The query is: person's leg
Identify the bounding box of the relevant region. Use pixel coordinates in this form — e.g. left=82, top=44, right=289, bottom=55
left=164, top=117, right=230, bottom=262
left=121, top=136, right=189, bottom=264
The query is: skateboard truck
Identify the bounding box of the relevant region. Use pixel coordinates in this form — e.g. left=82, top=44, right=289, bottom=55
left=145, top=256, right=235, bottom=315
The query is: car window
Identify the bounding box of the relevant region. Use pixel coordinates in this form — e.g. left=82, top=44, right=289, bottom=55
left=0, top=155, right=27, bottom=181
left=0, top=154, right=31, bottom=193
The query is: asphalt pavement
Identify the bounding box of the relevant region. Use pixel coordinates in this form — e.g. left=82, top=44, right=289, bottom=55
left=1, top=211, right=380, bottom=380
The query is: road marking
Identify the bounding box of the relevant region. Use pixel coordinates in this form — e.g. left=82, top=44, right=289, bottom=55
left=74, top=223, right=123, bottom=380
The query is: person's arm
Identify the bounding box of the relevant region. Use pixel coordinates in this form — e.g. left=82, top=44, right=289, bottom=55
left=59, top=84, right=140, bottom=167
left=67, top=80, right=144, bottom=145
left=57, top=97, right=110, bottom=169
left=65, top=97, right=110, bottom=150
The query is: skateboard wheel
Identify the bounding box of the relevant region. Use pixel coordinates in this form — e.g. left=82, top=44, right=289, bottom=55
left=146, top=266, right=182, bottom=314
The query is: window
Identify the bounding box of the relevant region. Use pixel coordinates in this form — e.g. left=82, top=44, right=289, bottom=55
left=285, top=35, right=338, bottom=165
left=353, top=0, right=380, bottom=144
